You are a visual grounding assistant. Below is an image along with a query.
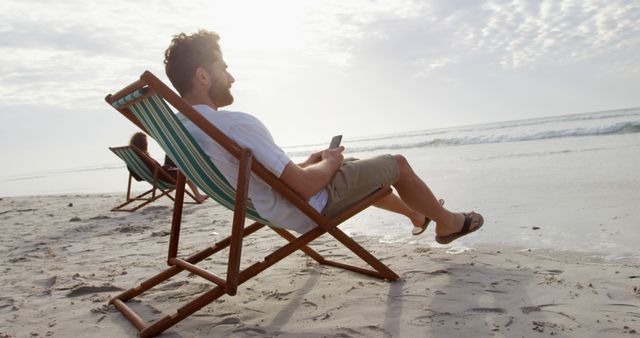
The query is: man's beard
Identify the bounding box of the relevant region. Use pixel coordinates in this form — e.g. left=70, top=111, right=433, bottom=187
left=208, top=81, right=234, bottom=108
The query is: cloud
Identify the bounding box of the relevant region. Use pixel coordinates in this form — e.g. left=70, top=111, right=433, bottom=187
left=457, top=0, right=640, bottom=70
left=296, top=0, right=427, bottom=66
left=0, top=47, right=145, bottom=108
left=412, top=57, right=459, bottom=78
left=299, top=0, right=639, bottom=75
left=0, top=0, right=638, bottom=112
left=0, top=0, right=177, bottom=109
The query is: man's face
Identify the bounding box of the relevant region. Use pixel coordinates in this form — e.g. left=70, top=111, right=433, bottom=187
left=207, top=59, right=235, bottom=108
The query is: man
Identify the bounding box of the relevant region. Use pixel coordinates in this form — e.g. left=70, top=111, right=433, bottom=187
left=163, top=30, right=483, bottom=244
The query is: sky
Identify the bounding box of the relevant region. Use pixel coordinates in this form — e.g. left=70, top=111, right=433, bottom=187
left=1, top=0, right=639, bottom=178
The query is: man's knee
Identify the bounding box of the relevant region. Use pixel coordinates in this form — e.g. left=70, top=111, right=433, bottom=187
left=393, top=154, right=412, bottom=176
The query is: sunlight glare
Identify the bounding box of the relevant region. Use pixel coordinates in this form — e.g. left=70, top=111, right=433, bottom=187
left=203, top=1, right=309, bottom=56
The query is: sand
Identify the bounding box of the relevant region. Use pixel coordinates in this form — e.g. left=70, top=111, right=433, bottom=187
left=1, top=194, right=639, bottom=337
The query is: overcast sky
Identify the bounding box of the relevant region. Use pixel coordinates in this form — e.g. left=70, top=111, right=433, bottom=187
left=1, top=0, right=639, bottom=176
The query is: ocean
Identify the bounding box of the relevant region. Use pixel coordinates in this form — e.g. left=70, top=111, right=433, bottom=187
left=2, top=108, right=639, bottom=260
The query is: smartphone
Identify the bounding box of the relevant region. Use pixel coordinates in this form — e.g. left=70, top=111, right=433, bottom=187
left=329, top=135, right=343, bottom=149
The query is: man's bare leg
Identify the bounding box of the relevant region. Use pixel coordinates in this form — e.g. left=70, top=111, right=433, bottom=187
left=373, top=192, right=425, bottom=228
left=390, top=155, right=481, bottom=237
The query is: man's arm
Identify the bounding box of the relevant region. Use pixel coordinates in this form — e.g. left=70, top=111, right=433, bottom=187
left=281, top=147, right=344, bottom=200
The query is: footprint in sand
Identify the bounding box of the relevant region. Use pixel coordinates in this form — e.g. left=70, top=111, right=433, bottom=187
left=230, top=327, right=265, bottom=335
left=38, top=276, right=58, bottom=296
left=88, top=215, right=111, bottom=220
left=214, top=317, right=242, bottom=326
left=141, top=206, right=170, bottom=215
left=66, top=284, right=123, bottom=297
left=466, top=307, right=507, bottom=314
left=301, top=301, right=318, bottom=310
left=407, top=309, right=459, bottom=326
left=117, top=223, right=151, bottom=234
left=333, top=325, right=391, bottom=338
left=0, top=297, right=18, bottom=312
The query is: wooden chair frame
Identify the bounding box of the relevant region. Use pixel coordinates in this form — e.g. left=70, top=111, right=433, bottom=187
left=105, top=71, right=399, bottom=337
left=109, top=145, right=201, bottom=212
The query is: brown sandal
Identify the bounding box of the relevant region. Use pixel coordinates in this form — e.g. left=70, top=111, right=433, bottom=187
left=435, top=212, right=483, bottom=244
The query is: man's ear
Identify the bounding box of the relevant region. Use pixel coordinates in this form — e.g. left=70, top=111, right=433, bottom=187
left=194, top=67, right=211, bottom=86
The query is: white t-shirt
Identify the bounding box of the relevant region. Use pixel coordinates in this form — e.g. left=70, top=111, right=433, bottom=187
left=177, top=105, right=328, bottom=233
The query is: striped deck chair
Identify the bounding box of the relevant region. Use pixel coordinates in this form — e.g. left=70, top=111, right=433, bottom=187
left=109, top=145, right=201, bottom=211
left=105, top=71, right=398, bottom=337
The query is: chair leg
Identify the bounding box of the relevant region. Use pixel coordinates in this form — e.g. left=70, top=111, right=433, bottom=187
left=168, top=172, right=187, bottom=260
left=183, top=189, right=200, bottom=204
left=270, top=187, right=399, bottom=280
left=270, top=227, right=326, bottom=263
left=226, top=150, right=252, bottom=295
left=110, top=222, right=266, bottom=336
left=271, top=226, right=398, bottom=280
left=111, top=188, right=176, bottom=212
left=111, top=188, right=155, bottom=212
left=140, top=287, right=227, bottom=338
left=327, top=226, right=399, bottom=281
left=111, top=222, right=265, bottom=303
left=126, top=174, right=133, bottom=200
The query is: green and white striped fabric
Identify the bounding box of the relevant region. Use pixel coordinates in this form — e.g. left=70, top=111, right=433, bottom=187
left=112, top=88, right=147, bottom=108
left=112, top=147, right=175, bottom=191
left=114, top=89, right=273, bottom=226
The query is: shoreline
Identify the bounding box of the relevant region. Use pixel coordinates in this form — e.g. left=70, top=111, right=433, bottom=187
left=2, top=193, right=639, bottom=264
left=1, top=194, right=639, bottom=337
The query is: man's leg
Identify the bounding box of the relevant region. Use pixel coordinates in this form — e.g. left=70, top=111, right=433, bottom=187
left=373, top=192, right=425, bottom=228
left=391, top=155, right=481, bottom=237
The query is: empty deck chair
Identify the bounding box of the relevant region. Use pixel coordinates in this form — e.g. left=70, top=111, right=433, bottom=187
left=105, top=71, right=398, bottom=337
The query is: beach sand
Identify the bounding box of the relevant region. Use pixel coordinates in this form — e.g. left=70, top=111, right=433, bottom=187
left=1, top=194, right=639, bottom=337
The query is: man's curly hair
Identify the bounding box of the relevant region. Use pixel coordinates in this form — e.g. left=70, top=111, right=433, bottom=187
left=164, top=29, right=222, bottom=96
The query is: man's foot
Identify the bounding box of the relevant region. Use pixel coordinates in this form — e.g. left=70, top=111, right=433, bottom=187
left=435, top=212, right=483, bottom=244
left=412, top=199, right=444, bottom=236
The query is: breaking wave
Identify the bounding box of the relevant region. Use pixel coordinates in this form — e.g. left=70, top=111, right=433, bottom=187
left=286, top=120, right=640, bottom=156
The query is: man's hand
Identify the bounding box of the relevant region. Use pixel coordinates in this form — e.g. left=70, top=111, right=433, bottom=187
left=281, top=145, right=345, bottom=200
left=321, top=146, right=344, bottom=166
left=299, top=146, right=344, bottom=168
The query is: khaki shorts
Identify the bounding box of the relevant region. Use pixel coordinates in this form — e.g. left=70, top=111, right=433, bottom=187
left=322, top=154, right=399, bottom=218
